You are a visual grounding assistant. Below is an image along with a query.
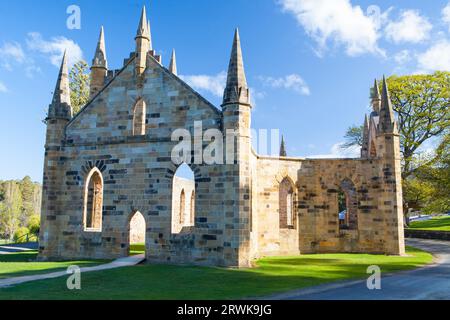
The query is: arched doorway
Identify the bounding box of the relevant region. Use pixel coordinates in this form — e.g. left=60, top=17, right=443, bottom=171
left=129, top=211, right=146, bottom=256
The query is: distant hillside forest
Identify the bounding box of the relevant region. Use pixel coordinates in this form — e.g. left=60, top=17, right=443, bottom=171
left=0, top=177, right=41, bottom=242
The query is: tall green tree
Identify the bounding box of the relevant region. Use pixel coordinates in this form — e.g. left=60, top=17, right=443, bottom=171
left=387, top=72, right=449, bottom=178
left=18, top=176, right=41, bottom=226
left=20, top=176, right=35, bottom=217
left=69, top=60, right=90, bottom=115
left=0, top=178, right=42, bottom=240
left=410, top=134, right=450, bottom=214
left=342, top=72, right=450, bottom=217
left=0, top=181, right=23, bottom=240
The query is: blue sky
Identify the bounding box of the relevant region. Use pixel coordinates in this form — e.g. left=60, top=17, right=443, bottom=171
left=0, top=0, right=449, bottom=182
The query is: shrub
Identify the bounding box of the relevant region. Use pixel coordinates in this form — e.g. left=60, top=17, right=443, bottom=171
left=13, top=227, right=30, bottom=243
left=28, top=215, right=40, bottom=235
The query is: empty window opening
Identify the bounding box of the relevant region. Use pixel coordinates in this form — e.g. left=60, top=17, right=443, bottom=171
left=190, top=191, right=195, bottom=225
left=338, top=179, right=358, bottom=231
left=172, top=163, right=196, bottom=233
left=179, top=189, right=186, bottom=225
left=133, top=98, right=146, bottom=136
left=279, top=177, right=295, bottom=229
left=84, top=168, right=103, bottom=231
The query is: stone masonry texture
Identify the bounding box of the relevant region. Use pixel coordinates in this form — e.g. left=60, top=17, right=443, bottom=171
left=38, top=9, right=405, bottom=267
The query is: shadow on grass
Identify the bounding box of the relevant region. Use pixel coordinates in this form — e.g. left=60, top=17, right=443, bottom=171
left=0, top=251, right=38, bottom=263
left=0, top=247, right=432, bottom=300
left=0, top=251, right=108, bottom=280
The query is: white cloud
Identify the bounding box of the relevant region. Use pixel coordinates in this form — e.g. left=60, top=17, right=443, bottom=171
left=0, top=42, right=25, bottom=71
left=0, top=33, right=81, bottom=80
left=394, top=50, right=411, bottom=64
left=180, top=71, right=227, bottom=97
left=0, top=82, right=8, bottom=93
left=385, top=10, right=432, bottom=44
left=180, top=71, right=264, bottom=107
left=279, top=0, right=383, bottom=56
left=417, top=40, right=450, bottom=72
left=24, top=65, right=42, bottom=78
left=443, top=2, right=450, bottom=31
left=307, top=142, right=360, bottom=159
left=0, top=41, right=40, bottom=78
left=26, top=32, right=83, bottom=67
left=259, top=74, right=310, bottom=95
left=0, top=42, right=25, bottom=65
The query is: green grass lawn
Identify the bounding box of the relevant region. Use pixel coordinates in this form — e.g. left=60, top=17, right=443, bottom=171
left=0, top=251, right=108, bottom=280
left=0, top=246, right=432, bottom=300
left=129, top=243, right=145, bottom=256
left=409, top=215, right=450, bottom=231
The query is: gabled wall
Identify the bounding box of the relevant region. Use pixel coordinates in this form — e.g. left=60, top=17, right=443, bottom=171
left=39, top=55, right=249, bottom=266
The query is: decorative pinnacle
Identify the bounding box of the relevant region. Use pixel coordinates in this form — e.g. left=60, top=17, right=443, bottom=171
left=222, top=28, right=250, bottom=106
left=136, top=6, right=150, bottom=40
left=372, top=79, right=381, bottom=100
left=280, top=135, right=287, bottom=157
left=53, top=50, right=70, bottom=105
left=361, top=114, right=370, bottom=157
left=169, top=49, right=177, bottom=75
left=379, top=76, right=397, bottom=133
left=49, top=50, right=72, bottom=120
left=92, top=26, right=107, bottom=69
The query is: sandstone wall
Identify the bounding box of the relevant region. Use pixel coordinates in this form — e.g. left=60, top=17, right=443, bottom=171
left=252, top=156, right=302, bottom=257
left=39, top=52, right=404, bottom=267
left=39, top=56, right=242, bottom=266
left=251, top=155, right=404, bottom=258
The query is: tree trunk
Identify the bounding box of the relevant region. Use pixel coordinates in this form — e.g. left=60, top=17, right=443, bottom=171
left=403, top=201, right=410, bottom=228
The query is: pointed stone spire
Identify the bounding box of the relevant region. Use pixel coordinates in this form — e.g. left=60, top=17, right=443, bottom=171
left=361, top=114, right=370, bottom=158
left=90, top=27, right=108, bottom=98
left=135, top=6, right=151, bottom=75
left=280, top=135, right=287, bottom=157
left=136, top=6, right=150, bottom=40
left=373, top=79, right=381, bottom=100
left=48, top=50, right=72, bottom=120
left=169, top=49, right=177, bottom=75
left=379, top=76, right=398, bottom=134
left=371, top=79, right=381, bottom=114
left=222, top=28, right=250, bottom=106
left=92, top=26, right=107, bottom=69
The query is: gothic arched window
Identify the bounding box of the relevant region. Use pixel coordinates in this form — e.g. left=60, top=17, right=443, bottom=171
left=279, top=177, right=295, bottom=229
left=190, top=191, right=195, bottom=225
left=133, top=98, right=146, bottom=136
left=179, top=189, right=186, bottom=225
left=338, top=178, right=358, bottom=231
left=83, top=168, right=103, bottom=231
